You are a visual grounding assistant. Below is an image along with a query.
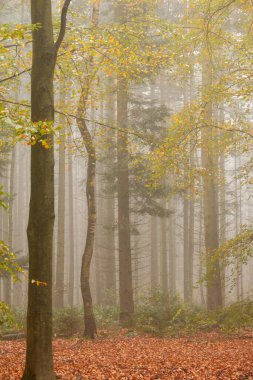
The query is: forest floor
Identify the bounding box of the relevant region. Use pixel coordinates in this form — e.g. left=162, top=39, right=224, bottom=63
left=0, top=331, right=253, bottom=379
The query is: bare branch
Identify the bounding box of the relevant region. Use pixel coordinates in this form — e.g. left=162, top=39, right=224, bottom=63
left=55, top=0, right=72, bottom=53
left=0, top=68, right=31, bottom=84
left=0, top=97, right=150, bottom=142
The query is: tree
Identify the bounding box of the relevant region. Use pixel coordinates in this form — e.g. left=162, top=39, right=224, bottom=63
left=76, top=0, right=100, bottom=339
left=201, top=49, right=223, bottom=310
left=22, top=1, right=71, bottom=378
left=55, top=92, right=66, bottom=309
left=117, top=77, right=135, bottom=324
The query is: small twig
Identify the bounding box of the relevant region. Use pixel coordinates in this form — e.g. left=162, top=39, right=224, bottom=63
left=0, top=69, right=31, bottom=84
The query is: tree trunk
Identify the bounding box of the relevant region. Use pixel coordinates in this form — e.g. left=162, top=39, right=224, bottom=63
left=117, top=78, right=134, bottom=325
left=77, top=111, right=97, bottom=339
left=201, top=52, right=222, bottom=311
left=76, top=0, right=100, bottom=340
left=68, top=132, right=75, bottom=306
left=183, top=194, right=190, bottom=302
left=104, top=81, right=116, bottom=304
left=150, top=215, right=158, bottom=290
left=160, top=210, right=168, bottom=292
left=168, top=200, right=176, bottom=295
left=55, top=102, right=66, bottom=309
left=22, top=1, right=71, bottom=378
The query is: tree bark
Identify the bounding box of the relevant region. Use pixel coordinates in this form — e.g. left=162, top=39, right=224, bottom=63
left=68, top=132, right=75, bottom=306
left=22, top=1, right=71, bottom=378
left=160, top=210, right=168, bottom=292
left=76, top=0, right=100, bottom=340
left=117, top=78, right=134, bottom=325
left=150, top=215, right=158, bottom=290
left=201, top=52, right=222, bottom=311
left=77, top=105, right=97, bottom=339
left=168, top=200, right=176, bottom=295
left=55, top=97, right=66, bottom=309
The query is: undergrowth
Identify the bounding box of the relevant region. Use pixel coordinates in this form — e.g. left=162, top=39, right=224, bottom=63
left=1, top=291, right=253, bottom=338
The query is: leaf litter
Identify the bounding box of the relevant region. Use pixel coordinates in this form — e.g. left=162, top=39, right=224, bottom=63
left=0, top=332, right=253, bottom=379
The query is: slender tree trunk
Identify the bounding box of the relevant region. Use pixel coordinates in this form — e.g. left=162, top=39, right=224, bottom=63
left=218, top=107, right=226, bottom=304
left=77, top=0, right=100, bottom=339
left=150, top=83, right=159, bottom=292
left=117, top=78, right=134, bottom=325
left=198, top=197, right=206, bottom=306
left=201, top=52, right=222, bottom=311
left=77, top=105, right=97, bottom=338
left=55, top=102, right=66, bottom=309
left=168, top=201, right=176, bottom=295
left=183, top=84, right=194, bottom=304
left=68, top=132, right=75, bottom=306
left=150, top=215, right=158, bottom=290
left=160, top=211, right=168, bottom=292
left=22, top=1, right=71, bottom=378
left=183, top=194, right=190, bottom=302
left=104, top=82, right=116, bottom=304
left=8, top=146, right=16, bottom=305
left=133, top=209, right=139, bottom=302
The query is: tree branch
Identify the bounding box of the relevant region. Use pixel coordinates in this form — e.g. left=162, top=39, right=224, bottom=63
left=55, top=0, right=72, bottom=53
left=0, top=97, right=150, bottom=142
left=0, top=69, right=31, bottom=84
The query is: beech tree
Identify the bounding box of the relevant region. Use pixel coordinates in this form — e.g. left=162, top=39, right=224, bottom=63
left=22, top=1, right=71, bottom=378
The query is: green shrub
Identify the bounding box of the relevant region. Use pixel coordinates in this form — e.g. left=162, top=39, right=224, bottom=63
left=135, top=290, right=253, bottom=336
left=12, top=308, right=26, bottom=332
left=135, top=289, right=189, bottom=336
left=216, top=300, right=253, bottom=332
left=94, top=304, right=119, bottom=329
left=53, top=307, right=83, bottom=337
left=0, top=301, right=14, bottom=333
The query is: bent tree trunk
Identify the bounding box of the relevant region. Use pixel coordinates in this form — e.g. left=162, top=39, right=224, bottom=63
left=22, top=1, right=71, bottom=379
left=77, top=106, right=97, bottom=339
left=76, top=0, right=100, bottom=339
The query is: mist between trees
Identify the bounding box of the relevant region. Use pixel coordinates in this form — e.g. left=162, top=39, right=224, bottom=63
left=0, top=0, right=253, bottom=378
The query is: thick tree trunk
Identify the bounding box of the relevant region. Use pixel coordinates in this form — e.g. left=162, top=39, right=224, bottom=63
left=22, top=0, right=56, bottom=374
left=22, top=0, right=70, bottom=378
left=117, top=78, right=134, bottom=325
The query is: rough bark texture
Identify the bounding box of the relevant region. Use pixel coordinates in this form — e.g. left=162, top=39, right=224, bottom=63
left=201, top=53, right=222, bottom=311
left=117, top=78, right=134, bottom=325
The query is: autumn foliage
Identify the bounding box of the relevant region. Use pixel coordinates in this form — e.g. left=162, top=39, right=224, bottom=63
left=0, top=332, right=253, bottom=379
